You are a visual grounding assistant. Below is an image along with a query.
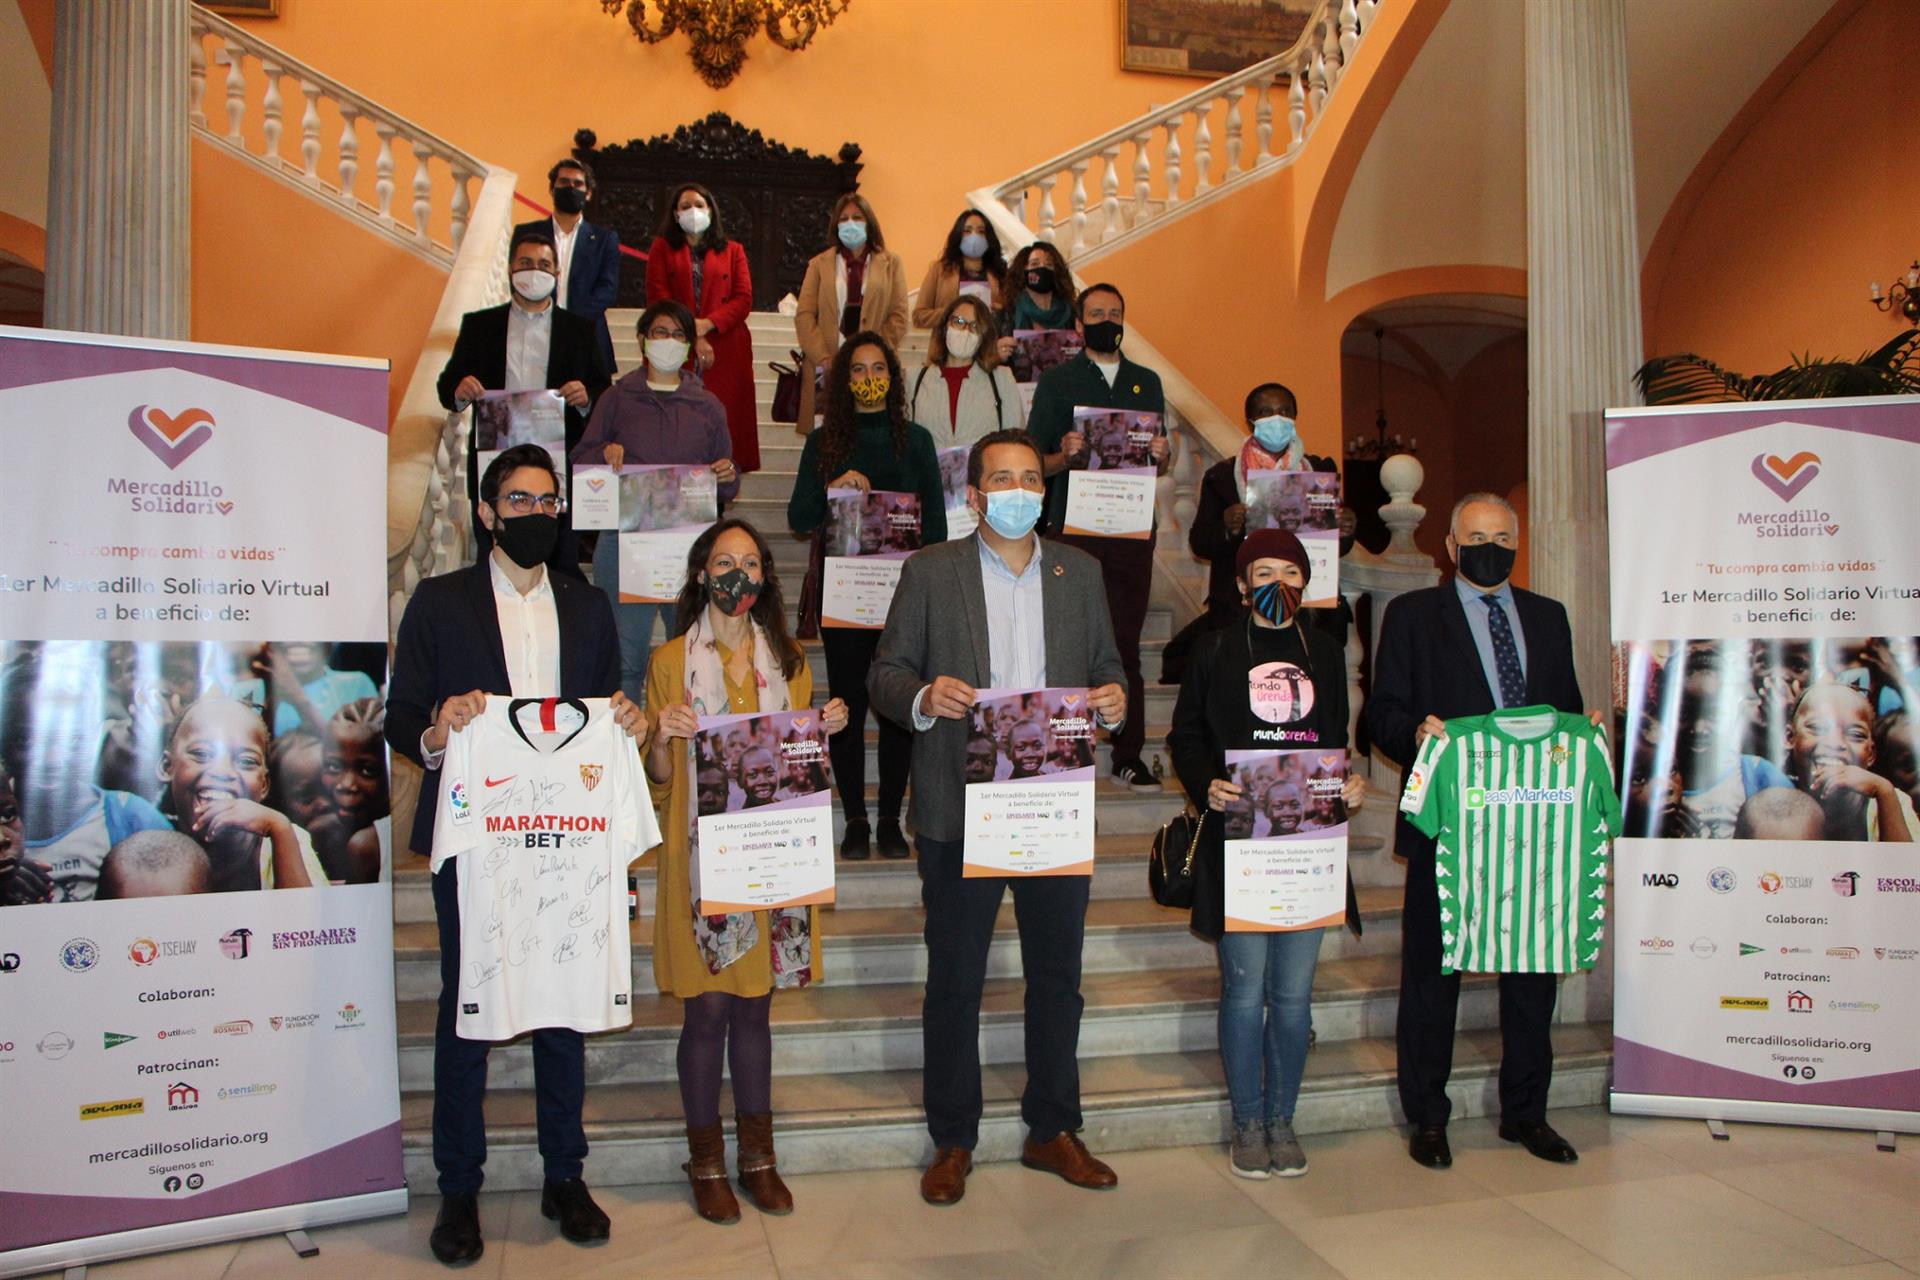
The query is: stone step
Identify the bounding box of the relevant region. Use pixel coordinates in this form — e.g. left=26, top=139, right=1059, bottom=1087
left=394, top=949, right=1584, bottom=1093
left=390, top=883, right=1405, bottom=1000
left=394, top=1022, right=1614, bottom=1192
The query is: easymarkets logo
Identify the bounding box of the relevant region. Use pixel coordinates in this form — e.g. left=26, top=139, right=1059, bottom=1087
left=1464, top=785, right=1574, bottom=810
left=80, top=1097, right=145, bottom=1121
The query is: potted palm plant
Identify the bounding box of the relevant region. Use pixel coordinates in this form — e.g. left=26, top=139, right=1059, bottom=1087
left=1636, top=328, right=1920, bottom=403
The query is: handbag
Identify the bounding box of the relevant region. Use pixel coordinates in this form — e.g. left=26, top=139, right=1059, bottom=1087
left=769, top=353, right=802, bottom=424
left=1148, top=805, right=1206, bottom=910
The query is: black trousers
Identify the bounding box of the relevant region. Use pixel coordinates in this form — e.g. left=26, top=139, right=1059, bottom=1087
left=821, top=626, right=910, bottom=823
left=1395, top=839, right=1557, bottom=1127
left=917, top=836, right=1089, bottom=1150
left=1052, top=534, right=1151, bottom=763
left=432, top=864, right=587, bottom=1194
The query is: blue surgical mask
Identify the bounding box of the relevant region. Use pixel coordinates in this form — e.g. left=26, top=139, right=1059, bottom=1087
left=981, top=487, right=1043, bottom=540
left=1252, top=414, right=1297, bottom=455
left=837, top=220, right=868, bottom=250
left=959, top=232, right=989, bottom=259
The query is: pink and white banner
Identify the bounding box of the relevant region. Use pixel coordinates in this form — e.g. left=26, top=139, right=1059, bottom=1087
left=0, top=327, right=405, bottom=1274
left=1605, top=394, right=1920, bottom=1132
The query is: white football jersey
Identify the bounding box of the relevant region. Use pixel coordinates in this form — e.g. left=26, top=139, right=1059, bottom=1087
left=432, top=697, right=659, bottom=1038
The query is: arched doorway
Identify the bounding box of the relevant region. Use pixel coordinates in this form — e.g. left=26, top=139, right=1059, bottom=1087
left=1338, top=293, right=1526, bottom=578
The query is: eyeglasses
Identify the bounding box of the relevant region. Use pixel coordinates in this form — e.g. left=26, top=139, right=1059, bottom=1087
left=948, top=318, right=981, bottom=332
left=498, top=491, right=566, bottom=516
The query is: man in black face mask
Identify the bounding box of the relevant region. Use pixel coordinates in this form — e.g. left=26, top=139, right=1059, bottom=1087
left=1025, top=283, right=1169, bottom=793
left=386, top=444, right=647, bottom=1265
left=1365, top=490, right=1588, bottom=1173
left=513, top=158, right=624, bottom=372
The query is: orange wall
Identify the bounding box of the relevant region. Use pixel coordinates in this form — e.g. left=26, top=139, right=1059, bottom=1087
left=1645, top=0, right=1916, bottom=370
left=223, top=0, right=1197, bottom=282
left=191, top=140, right=445, bottom=422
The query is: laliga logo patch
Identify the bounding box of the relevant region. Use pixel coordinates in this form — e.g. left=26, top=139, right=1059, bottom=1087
left=579, top=763, right=603, bottom=792
left=128, top=405, right=215, bottom=469
left=1750, top=450, right=1821, bottom=502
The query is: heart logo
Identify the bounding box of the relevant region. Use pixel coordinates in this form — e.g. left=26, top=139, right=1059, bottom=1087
left=792, top=716, right=812, bottom=733
left=216, top=501, right=235, bottom=515
left=1825, top=524, right=1839, bottom=535
left=1062, top=694, right=1082, bottom=708
left=586, top=477, right=607, bottom=492
left=128, top=405, right=215, bottom=470
left=1750, top=450, right=1820, bottom=502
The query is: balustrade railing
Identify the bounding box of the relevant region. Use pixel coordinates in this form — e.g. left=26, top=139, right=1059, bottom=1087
left=188, top=6, right=486, bottom=266
left=982, top=0, right=1376, bottom=267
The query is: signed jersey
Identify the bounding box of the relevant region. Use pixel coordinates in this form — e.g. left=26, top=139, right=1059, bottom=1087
left=1399, top=707, right=1620, bottom=976
left=432, top=697, right=659, bottom=1038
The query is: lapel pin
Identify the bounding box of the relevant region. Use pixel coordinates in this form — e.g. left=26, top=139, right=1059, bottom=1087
left=1131, top=384, right=1141, bottom=394
left=1053, top=563, right=1065, bottom=577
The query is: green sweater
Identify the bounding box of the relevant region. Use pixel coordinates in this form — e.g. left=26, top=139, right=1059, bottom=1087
left=788, top=409, right=949, bottom=544
left=1027, top=352, right=1166, bottom=531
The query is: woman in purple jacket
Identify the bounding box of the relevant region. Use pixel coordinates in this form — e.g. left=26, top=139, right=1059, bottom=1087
left=572, top=299, right=740, bottom=703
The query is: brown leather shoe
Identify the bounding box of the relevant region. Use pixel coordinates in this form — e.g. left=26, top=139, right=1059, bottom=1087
left=1021, top=1132, right=1118, bottom=1189
left=734, top=1112, right=794, bottom=1215
left=683, top=1122, right=741, bottom=1224
left=919, top=1146, right=973, bottom=1205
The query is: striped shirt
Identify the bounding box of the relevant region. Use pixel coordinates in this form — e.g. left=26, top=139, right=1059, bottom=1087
left=1399, top=707, right=1621, bottom=975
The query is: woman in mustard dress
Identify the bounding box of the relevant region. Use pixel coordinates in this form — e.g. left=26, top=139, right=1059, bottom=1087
left=644, top=517, right=847, bottom=1224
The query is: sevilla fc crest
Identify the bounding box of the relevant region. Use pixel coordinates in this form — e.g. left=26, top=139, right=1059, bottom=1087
left=579, top=763, right=604, bottom=791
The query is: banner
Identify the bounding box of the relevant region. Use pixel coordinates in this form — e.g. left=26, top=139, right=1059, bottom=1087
left=1606, top=394, right=1920, bottom=1133
left=0, top=327, right=406, bottom=1272
left=820, top=488, right=920, bottom=628
left=961, top=688, right=1097, bottom=876
left=1222, top=748, right=1349, bottom=931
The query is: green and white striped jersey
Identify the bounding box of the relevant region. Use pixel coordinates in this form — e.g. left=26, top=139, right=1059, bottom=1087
left=1399, top=707, right=1621, bottom=975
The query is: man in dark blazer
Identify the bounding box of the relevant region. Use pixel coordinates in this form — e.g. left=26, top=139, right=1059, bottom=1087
left=438, top=224, right=611, bottom=577
left=386, top=445, right=646, bottom=1265
left=1366, top=491, right=1589, bottom=1171
left=513, top=156, right=623, bottom=372
left=869, top=429, right=1129, bottom=1207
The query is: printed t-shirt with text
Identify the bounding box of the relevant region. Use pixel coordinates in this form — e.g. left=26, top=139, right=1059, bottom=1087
left=432, top=697, right=660, bottom=1039
left=1399, top=707, right=1621, bottom=976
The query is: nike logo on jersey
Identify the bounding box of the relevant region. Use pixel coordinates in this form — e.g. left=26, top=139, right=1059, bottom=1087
left=484, top=775, right=517, bottom=788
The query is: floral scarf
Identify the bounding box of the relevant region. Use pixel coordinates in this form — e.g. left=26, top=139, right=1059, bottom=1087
left=682, top=608, right=815, bottom=988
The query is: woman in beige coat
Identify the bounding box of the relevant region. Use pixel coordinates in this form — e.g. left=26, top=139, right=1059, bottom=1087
left=792, top=193, right=908, bottom=430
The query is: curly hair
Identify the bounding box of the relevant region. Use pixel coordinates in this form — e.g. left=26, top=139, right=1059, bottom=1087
left=816, top=332, right=908, bottom=482
left=1006, top=240, right=1076, bottom=310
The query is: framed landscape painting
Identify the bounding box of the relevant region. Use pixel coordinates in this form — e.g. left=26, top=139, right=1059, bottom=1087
left=1122, top=0, right=1314, bottom=78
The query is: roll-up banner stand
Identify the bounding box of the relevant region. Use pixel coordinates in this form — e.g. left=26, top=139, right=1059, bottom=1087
left=0, top=327, right=406, bottom=1276
left=1606, top=394, right=1920, bottom=1134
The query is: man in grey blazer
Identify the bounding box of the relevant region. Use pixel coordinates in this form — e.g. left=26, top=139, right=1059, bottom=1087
left=870, top=429, right=1128, bottom=1206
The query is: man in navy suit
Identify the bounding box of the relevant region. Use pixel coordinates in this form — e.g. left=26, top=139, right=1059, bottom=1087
left=1366, top=492, right=1589, bottom=1172
left=386, top=444, right=647, bottom=1265
left=438, top=225, right=611, bottom=577
left=514, top=157, right=623, bottom=372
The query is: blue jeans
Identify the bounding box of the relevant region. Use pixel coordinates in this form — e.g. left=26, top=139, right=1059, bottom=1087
left=1217, top=928, right=1324, bottom=1125
left=592, top=532, right=671, bottom=706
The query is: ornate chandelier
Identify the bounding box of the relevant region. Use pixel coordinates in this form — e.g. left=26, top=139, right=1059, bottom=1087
left=599, top=0, right=851, bottom=89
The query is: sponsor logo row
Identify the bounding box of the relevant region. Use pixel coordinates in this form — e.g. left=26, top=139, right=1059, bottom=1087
left=1, top=1006, right=368, bottom=1067
left=1718, top=993, right=1883, bottom=1014
left=33, top=926, right=361, bottom=976
left=1639, top=936, right=1916, bottom=961
left=1641, top=870, right=1920, bottom=897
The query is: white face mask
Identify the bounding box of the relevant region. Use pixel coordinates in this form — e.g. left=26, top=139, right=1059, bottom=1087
left=946, top=326, right=982, bottom=361
left=511, top=268, right=556, bottom=303
left=646, top=336, right=690, bottom=375
left=677, top=206, right=711, bottom=236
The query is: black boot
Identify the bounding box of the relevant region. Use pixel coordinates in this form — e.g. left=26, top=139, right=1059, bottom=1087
left=840, top=818, right=871, bottom=861
left=876, top=817, right=910, bottom=860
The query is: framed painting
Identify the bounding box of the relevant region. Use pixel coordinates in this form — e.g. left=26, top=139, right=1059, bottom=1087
left=1121, top=0, right=1314, bottom=78
left=207, top=0, right=279, bottom=15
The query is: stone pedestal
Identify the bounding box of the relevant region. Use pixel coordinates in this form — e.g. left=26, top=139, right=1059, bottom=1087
left=1524, top=0, right=1640, bottom=715
left=44, top=0, right=191, bottom=338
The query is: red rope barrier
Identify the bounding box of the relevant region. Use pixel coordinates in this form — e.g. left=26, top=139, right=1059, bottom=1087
left=513, top=192, right=650, bottom=262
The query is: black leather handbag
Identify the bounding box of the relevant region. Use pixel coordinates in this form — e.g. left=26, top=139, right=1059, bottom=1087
left=1149, top=806, right=1205, bottom=909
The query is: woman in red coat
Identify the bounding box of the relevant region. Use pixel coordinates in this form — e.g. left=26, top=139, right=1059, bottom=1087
left=646, top=182, right=759, bottom=471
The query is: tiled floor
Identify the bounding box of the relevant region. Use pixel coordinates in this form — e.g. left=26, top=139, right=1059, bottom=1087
left=33, top=1108, right=1920, bottom=1280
